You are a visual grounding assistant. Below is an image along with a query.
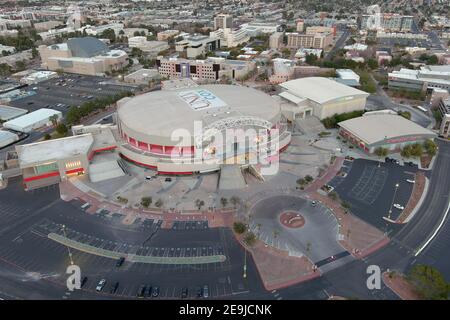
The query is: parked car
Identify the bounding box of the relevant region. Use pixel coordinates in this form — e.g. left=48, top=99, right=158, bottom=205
left=96, top=279, right=107, bottom=292
left=181, top=287, right=188, bottom=298
left=196, top=286, right=203, bottom=298
left=394, top=204, right=405, bottom=210
left=110, top=281, right=119, bottom=294
left=152, top=286, right=160, bottom=297
left=116, top=257, right=125, bottom=267
left=406, top=179, right=415, bottom=184
left=203, top=285, right=209, bottom=298
left=145, top=285, right=153, bottom=297
left=137, top=285, right=146, bottom=298
left=80, top=276, right=88, bottom=288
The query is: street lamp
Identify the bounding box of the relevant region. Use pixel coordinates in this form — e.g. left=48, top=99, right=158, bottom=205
left=243, top=249, right=247, bottom=279
left=388, top=183, right=400, bottom=220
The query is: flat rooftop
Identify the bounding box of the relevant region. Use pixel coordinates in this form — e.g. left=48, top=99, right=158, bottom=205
left=0, top=105, right=27, bottom=121
left=16, top=134, right=94, bottom=167
left=338, top=114, right=436, bottom=145
left=279, top=77, right=369, bottom=105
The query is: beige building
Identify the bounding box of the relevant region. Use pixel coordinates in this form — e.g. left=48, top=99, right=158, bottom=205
left=214, top=14, right=233, bottom=30
left=210, top=28, right=250, bottom=48
left=39, top=37, right=128, bottom=76
left=279, top=77, right=369, bottom=120
left=269, top=32, right=284, bottom=49
left=157, top=29, right=180, bottom=41
left=128, top=37, right=169, bottom=55
left=157, top=57, right=255, bottom=82
left=438, top=97, right=450, bottom=138
left=286, top=32, right=333, bottom=49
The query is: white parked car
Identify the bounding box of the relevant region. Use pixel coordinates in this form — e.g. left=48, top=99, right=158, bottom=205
left=96, top=279, right=106, bottom=292
left=406, top=179, right=415, bottom=184
left=394, top=204, right=405, bottom=210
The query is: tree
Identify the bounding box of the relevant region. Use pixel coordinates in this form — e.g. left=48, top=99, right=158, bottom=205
left=55, top=123, right=68, bottom=136
left=49, top=114, right=59, bottom=126
left=14, top=60, right=26, bottom=71
left=220, top=197, right=228, bottom=208
left=140, top=196, right=152, bottom=208
left=31, top=47, right=38, bottom=58
left=195, top=199, right=205, bottom=210
left=423, top=140, right=437, bottom=157
left=374, top=147, right=389, bottom=158
left=367, top=58, right=379, bottom=70
left=230, top=196, right=241, bottom=208
left=154, top=199, right=163, bottom=208
left=305, top=53, right=318, bottom=65
left=243, top=232, right=257, bottom=246
left=408, top=264, right=449, bottom=300
left=233, top=222, right=246, bottom=234
left=44, top=133, right=51, bottom=140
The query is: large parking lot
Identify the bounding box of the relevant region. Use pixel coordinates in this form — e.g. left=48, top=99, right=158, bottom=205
left=329, top=159, right=417, bottom=234
left=9, top=74, right=138, bottom=114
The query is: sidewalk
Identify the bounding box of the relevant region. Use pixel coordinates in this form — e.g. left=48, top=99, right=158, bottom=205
left=60, top=180, right=236, bottom=228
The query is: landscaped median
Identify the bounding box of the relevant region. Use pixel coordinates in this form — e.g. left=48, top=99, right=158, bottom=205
left=48, top=233, right=226, bottom=265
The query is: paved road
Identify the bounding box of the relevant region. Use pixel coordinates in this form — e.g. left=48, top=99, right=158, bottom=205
left=366, top=94, right=432, bottom=128
left=325, top=28, right=350, bottom=60
left=0, top=140, right=449, bottom=300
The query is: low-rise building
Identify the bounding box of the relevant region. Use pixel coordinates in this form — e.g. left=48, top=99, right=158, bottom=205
left=210, top=28, right=250, bottom=48
left=388, top=65, right=450, bottom=92
left=338, top=114, right=436, bottom=153
left=240, top=22, right=281, bottom=36
left=156, top=57, right=255, bottom=82
left=128, top=37, right=169, bottom=55
left=39, top=37, right=128, bottom=76
left=294, top=48, right=322, bottom=59
left=335, top=69, right=360, bottom=87
left=278, top=77, right=369, bottom=120
left=3, top=108, right=62, bottom=133
left=438, top=97, right=450, bottom=138
left=286, top=32, right=333, bottom=49
left=20, top=71, right=58, bottom=84
left=124, top=68, right=161, bottom=85
left=157, top=29, right=180, bottom=41
left=123, top=28, right=149, bottom=38
left=0, top=105, right=27, bottom=122
left=175, top=34, right=221, bottom=58
left=269, top=32, right=284, bottom=49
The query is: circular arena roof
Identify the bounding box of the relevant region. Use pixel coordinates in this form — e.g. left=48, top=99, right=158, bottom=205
left=118, top=85, right=281, bottom=142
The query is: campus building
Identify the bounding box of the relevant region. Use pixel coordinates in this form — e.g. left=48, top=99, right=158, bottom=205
left=360, top=14, right=414, bottom=32
left=278, top=77, right=369, bottom=120
left=214, top=14, right=233, bottom=30
left=209, top=28, right=250, bottom=48
left=38, top=37, right=128, bottom=76
left=338, top=113, right=437, bottom=153
left=286, top=32, right=333, bottom=49
left=175, top=34, right=221, bottom=58
left=156, top=57, right=256, bottom=82
left=438, top=97, right=450, bottom=138
left=388, top=65, right=450, bottom=92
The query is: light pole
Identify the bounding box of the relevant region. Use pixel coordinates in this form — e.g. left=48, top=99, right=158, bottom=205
left=388, top=183, right=400, bottom=220
left=243, top=249, right=247, bottom=279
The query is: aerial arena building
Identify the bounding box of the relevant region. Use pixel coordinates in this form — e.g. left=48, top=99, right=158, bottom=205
left=15, top=84, right=292, bottom=189
left=116, top=84, right=291, bottom=174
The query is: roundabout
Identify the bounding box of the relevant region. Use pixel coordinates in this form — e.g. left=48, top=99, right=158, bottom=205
left=248, top=194, right=351, bottom=270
